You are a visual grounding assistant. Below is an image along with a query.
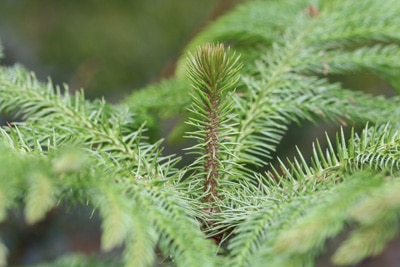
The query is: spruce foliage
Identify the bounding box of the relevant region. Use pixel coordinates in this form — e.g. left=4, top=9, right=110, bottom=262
left=2, top=1, right=400, bottom=266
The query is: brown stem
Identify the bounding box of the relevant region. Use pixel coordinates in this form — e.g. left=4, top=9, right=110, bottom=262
left=203, top=88, right=220, bottom=206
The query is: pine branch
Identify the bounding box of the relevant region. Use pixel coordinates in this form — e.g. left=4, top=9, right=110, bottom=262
left=125, top=0, right=400, bottom=165
left=0, top=130, right=216, bottom=266
left=294, top=44, right=400, bottom=91
left=308, top=0, right=400, bottom=48
left=2, top=1, right=400, bottom=266
left=185, top=43, right=242, bottom=206
left=0, top=66, right=179, bottom=183
left=333, top=179, right=400, bottom=265
left=225, top=122, right=400, bottom=266
left=175, top=0, right=313, bottom=78
left=0, top=137, right=91, bottom=266
left=123, top=78, right=189, bottom=119
left=270, top=171, right=385, bottom=265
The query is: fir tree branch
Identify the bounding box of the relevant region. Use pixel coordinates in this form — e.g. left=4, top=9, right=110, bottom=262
left=308, top=0, right=400, bottom=48
left=2, top=1, right=400, bottom=266
left=226, top=122, right=400, bottom=266
left=0, top=66, right=179, bottom=184
left=185, top=43, right=242, bottom=205
left=175, top=0, right=312, bottom=78
left=332, top=179, right=400, bottom=265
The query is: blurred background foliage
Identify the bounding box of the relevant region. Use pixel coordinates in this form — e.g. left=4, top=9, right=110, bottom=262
left=0, top=0, right=242, bottom=101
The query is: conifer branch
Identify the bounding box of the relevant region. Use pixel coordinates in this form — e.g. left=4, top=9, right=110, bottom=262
left=185, top=43, right=242, bottom=205
left=2, top=1, right=400, bottom=266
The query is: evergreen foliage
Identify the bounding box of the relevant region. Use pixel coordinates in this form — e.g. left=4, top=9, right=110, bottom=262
left=1, top=1, right=400, bottom=266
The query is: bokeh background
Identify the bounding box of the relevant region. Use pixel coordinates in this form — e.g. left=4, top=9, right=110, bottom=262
left=0, top=0, right=241, bottom=101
